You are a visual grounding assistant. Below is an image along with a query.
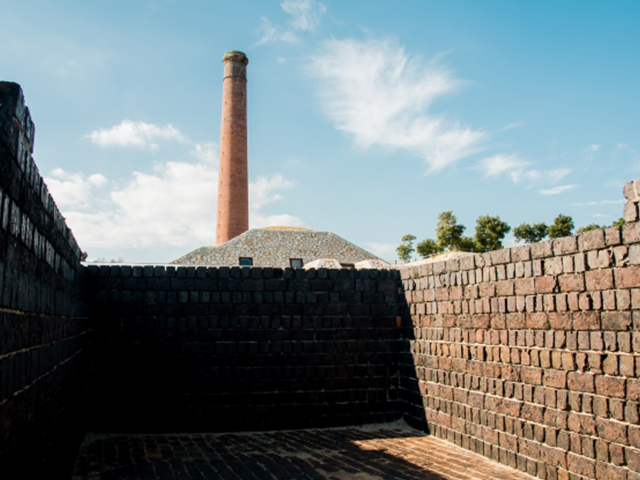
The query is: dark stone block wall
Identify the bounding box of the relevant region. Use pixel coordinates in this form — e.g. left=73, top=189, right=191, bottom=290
left=400, top=223, right=640, bottom=480
left=85, top=265, right=406, bottom=432
left=0, top=82, right=90, bottom=480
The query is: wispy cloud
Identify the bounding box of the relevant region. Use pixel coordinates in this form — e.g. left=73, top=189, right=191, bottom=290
left=281, top=0, right=326, bottom=31
left=478, top=154, right=529, bottom=180
left=586, top=144, right=601, bottom=152
left=249, top=174, right=301, bottom=228
left=45, top=143, right=301, bottom=252
left=478, top=154, right=572, bottom=191
left=618, top=143, right=638, bottom=155
left=87, top=120, right=188, bottom=150
left=539, top=184, right=578, bottom=195
left=308, top=37, right=483, bottom=172
left=256, top=17, right=298, bottom=45
left=572, top=199, right=625, bottom=206
left=500, top=122, right=524, bottom=132
left=256, top=0, right=326, bottom=45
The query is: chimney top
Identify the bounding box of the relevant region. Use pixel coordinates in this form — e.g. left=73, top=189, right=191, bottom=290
left=222, top=51, right=248, bottom=65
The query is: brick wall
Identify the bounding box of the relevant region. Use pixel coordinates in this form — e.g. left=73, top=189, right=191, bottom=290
left=0, top=82, right=90, bottom=480
left=85, top=265, right=405, bottom=432
left=400, top=220, right=640, bottom=480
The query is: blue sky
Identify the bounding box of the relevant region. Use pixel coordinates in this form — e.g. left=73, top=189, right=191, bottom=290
left=2, top=0, right=639, bottom=263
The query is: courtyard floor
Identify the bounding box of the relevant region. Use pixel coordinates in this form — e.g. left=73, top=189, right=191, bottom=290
left=72, top=422, right=534, bottom=480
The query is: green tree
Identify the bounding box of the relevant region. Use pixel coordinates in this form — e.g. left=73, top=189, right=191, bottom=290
left=436, top=211, right=466, bottom=251
left=474, top=215, right=511, bottom=251
left=547, top=214, right=574, bottom=239
left=577, top=224, right=601, bottom=234
left=397, top=234, right=416, bottom=263
left=513, top=222, right=548, bottom=244
left=611, top=218, right=626, bottom=228
left=458, top=236, right=476, bottom=252
left=416, top=238, right=441, bottom=258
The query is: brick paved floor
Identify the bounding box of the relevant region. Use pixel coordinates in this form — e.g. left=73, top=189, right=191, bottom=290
left=73, top=422, right=535, bottom=480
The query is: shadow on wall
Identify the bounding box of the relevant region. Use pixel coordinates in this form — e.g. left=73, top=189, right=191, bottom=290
left=398, top=278, right=430, bottom=433
left=84, top=265, right=425, bottom=434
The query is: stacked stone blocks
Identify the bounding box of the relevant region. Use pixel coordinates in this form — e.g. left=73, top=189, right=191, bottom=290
left=86, top=265, right=404, bottom=433
left=400, top=222, right=640, bottom=480
left=0, top=82, right=89, bottom=479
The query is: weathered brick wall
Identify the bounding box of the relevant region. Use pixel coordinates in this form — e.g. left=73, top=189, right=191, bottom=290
left=400, top=222, right=640, bottom=480
left=85, top=265, right=405, bottom=432
left=0, top=83, right=90, bottom=479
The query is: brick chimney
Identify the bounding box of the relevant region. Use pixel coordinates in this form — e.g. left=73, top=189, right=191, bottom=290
left=216, top=50, right=249, bottom=246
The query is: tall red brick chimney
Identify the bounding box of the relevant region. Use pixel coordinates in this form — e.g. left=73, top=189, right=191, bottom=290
left=216, top=50, right=249, bottom=246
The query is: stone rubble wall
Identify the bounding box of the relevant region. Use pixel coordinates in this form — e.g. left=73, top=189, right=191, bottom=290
left=399, top=201, right=640, bottom=480
left=0, top=82, right=90, bottom=479
left=173, top=229, right=385, bottom=268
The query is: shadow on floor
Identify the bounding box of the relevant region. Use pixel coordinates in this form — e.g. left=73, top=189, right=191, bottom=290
left=72, top=421, right=530, bottom=480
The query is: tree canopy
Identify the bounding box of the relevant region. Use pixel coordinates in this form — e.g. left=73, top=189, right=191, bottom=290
left=416, top=238, right=441, bottom=257
left=436, top=211, right=467, bottom=251
left=547, top=214, right=574, bottom=239
left=402, top=210, right=622, bottom=262
left=513, top=222, right=548, bottom=244
left=474, top=215, right=511, bottom=251
left=396, top=234, right=416, bottom=263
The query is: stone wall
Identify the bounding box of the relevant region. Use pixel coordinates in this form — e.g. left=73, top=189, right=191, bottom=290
left=173, top=228, right=385, bottom=267
left=85, top=265, right=406, bottom=432
left=400, top=219, right=640, bottom=480
left=0, top=83, right=90, bottom=479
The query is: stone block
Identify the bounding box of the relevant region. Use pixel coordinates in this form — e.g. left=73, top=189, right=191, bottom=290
left=558, top=274, right=585, bottom=292
left=623, top=222, right=640, bottom=244
left=552, top=236, right=578, bottom=256
left=625, top=201, right=640, bottom=222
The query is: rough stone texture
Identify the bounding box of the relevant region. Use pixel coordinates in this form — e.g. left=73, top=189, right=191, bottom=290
left=7, top=78, right=640, bottom=480
left=72, top=422, right=535, bottom=480
left=85, top=264, right=405, bottom=433
left=399, top=218, right=640, bottom=480
left=0, top=82, right=90, bottom=480
left=173, top=227, right=386, bottom=268
left=216, top=51, right=249, bottom=246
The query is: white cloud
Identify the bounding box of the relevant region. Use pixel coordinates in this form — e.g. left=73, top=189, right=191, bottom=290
left=593, top=213, right=611, bottom=218
left=586, top=144, right=601, bottom=151
left=256, top=17, right=298, bottom=45
left=281, top=0, right=326, bottom=31
left=256, top=0, right=325, bottom=45
left=478, top=154, right=572, bottom=190
left=308, top=38, right=483, bottom=172
left=539, top=184, right=578, bottom=195
left=45, top=169, right=108, bottom=208
left=479, top=154, right=530, bottom=180
left=87, top=120, right=188, bottom=150
left=46, top=143, right=301, bottom=251
left=518, top=168, right=571, bottom=185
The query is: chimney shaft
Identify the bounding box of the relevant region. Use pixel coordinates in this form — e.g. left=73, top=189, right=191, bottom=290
left=216, top=51, right=249, bottom=246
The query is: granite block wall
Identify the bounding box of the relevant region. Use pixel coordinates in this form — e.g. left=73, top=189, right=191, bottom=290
left=85, top=265, right=406, bottom=432
left=0, top=82, right=90, bottom=479
left=400, top=219, right=640, bottom=480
